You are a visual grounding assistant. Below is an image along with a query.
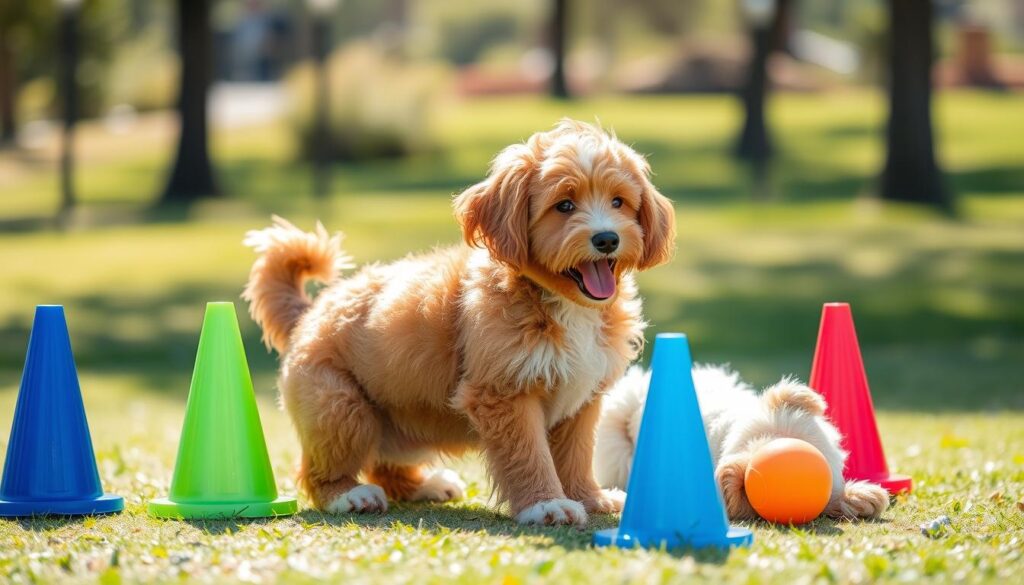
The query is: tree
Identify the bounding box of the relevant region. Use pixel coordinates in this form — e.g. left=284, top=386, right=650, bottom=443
left=880, top=0, right=950, bottom=210
left=0, top=2, right=52, bottom=146
left=735, top=0, right=792, bottom=163
left=58, top=1, right=81, bottom=221
left=0, top=34, right=14, bottom=145
left=550, top=0, right=569, bottom=99
left=161, top=0, right=217, bottom=204
left=0, top=0, right=115, bottom=148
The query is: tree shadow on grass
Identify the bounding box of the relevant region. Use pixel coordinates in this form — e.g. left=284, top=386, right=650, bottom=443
left=0, top=197, right=194, bottom=233
left=4, top=132, right=1021, bottom=233
left=638, top=241, right=1024, bottom=411
left=949, top=166, right=1024, bottom=196
left=0, top=282, right=280, bottom=397
left=0, top=216, right=60, bottom=233
left=1, top=233, right=1021, bottom=412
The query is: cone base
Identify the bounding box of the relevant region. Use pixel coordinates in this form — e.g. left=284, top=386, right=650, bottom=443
left=0, top=493, right=123, bottom=517
left=593, top=526, right=753, bottom=550
left=148, top=496, right=297, bottom=519
left=847, top=471, right=913, bottom=493
left=856, top=473, right=912, bottom=495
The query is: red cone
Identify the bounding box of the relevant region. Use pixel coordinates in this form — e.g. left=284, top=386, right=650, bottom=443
left=809, top=303, right=912, bottom=494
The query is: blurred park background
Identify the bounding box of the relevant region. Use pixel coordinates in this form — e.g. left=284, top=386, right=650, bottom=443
left=1, top=0, right=1023, bottom=401
left=2, top=0, right=1022, bottom=406
left=0, top=0, right=1023, bottom=581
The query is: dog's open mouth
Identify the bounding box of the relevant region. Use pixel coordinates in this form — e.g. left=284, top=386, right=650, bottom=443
left=564, top=259, right=617, bottom=300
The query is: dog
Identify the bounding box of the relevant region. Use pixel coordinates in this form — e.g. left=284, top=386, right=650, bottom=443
left=595, top=365, right=890, bottom=520
left=243, top=119, right=676, bottom=526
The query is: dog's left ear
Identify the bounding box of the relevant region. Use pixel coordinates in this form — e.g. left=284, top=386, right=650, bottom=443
left=637, top=179, right=677, bottom=270
left=453, top=144, right=535, bottom=267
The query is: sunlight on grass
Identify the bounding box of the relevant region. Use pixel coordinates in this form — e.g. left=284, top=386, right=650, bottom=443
left=0, top=92, right=1022, bottom=583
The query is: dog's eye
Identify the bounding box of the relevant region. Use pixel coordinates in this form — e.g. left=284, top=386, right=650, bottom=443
left=611, top=197, right=623, bottom=209
left=555, top=200, right=575, bottom=213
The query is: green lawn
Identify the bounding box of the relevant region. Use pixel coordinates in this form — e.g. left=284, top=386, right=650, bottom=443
left=0, top=92, right=1022, bottom=583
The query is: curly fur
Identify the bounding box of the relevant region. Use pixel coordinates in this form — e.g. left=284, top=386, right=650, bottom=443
left=244, top=120, right=676, bottom=524
left=242, top=216, right=353, bottom=352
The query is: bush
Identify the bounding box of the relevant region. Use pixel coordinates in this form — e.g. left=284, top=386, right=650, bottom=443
left=104, top=28, right=177, bottom=113
left=417, top=3, right=538, bottom=69
left=438, top=12, right=520, bottom=66
left=286, top=42, right=453, bottom=161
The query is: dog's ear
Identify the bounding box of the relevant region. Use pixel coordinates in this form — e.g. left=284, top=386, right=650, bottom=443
left=637, top=178, right=676, bottom=270
left=453, top=144, right=535, bottom=267
left=763, top=379, right=827, bottom=416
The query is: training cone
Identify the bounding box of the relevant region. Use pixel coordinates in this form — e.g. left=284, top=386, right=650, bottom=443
left=594, top=333, right=753, bottom=549
left=809, top=302, right=912, bottom=495
left=0, top=305, right=123, bottom=516
left=148, top=302, right=296, bottom=519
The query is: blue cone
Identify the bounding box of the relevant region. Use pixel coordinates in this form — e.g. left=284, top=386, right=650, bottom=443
left=0, top=306, right=123, bottom=516
left=594, top=333, right=752, bottom=549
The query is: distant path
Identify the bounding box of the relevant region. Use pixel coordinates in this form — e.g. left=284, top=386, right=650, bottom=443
left=209, top=82, right=288, bottom=129
left=0, top=82, right=288, bottom=180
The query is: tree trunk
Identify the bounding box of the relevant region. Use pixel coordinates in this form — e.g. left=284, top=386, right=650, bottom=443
left=0, top=38, right=16, bottom=145
left=161, top=0, right=217, bottom=204
left=735, top=0, right=791, bottom=162
left=550, top=0, right=570, bottom=99
left=735, top=25, right=772, bottom=161
left=880, top=0, right=950, bottom=210
left=58, top=7, right=79, bottom=220
left=311, top=17, right=331, bottom=198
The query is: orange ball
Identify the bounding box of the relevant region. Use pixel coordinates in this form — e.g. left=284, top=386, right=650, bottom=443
left=744, top=438, right=832, bottom=525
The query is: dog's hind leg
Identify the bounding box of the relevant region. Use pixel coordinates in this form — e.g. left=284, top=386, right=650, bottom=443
left=282, top=365, right=387, bottom=513
left=824, top=480, right=889, bottom=520
left=369, top=464, right=466, bottom=503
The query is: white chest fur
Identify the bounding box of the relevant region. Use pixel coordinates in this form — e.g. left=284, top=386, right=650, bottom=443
left=530, top=298, right=616, bottom=428
left=459, top=251, right=636, bottom=428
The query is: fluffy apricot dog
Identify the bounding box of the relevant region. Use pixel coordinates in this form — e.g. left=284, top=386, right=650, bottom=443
left=243, top=119, right=675, bottom=526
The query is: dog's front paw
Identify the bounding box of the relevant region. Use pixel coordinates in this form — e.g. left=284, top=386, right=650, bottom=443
left=412, top=469, right=466, bottom=503
left=827, top=480, right=889, bottom=520
left=327, top=484, right=388, bottom=514
left=581, top=488, right=625, bottom=514
left=515, top=498, right=588, bottom=527
left=716, top=455, right=758, bottom=521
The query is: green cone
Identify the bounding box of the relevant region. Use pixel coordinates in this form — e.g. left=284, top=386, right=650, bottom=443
left=149, top=302, right=297, bottom=519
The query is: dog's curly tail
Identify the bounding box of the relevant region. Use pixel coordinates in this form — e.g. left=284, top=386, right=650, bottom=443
left=242, top=215, right=353, bottom=353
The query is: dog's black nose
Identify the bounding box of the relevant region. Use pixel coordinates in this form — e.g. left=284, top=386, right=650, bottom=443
left=591, top=231, right=620, bottom=254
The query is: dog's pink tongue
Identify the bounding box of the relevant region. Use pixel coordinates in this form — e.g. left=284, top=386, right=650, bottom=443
left=579, top=259, right=616, bottom=299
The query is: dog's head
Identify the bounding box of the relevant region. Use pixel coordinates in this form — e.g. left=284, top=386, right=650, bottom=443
left=453, top=119, right=676, bottom=307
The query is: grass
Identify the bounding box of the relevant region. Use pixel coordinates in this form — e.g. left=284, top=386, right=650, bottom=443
left=0, top=91, right=1022, bottom=583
